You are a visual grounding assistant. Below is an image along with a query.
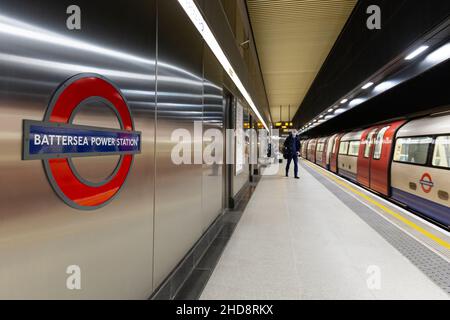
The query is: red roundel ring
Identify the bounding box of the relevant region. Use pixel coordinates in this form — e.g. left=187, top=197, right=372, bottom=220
left=419, top=173, right=433, bottom=194
left=43, top=74, right=134, bottom=210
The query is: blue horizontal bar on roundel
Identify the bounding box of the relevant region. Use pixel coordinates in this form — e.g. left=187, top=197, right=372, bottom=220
left=23, top=120, right=141, bottom=160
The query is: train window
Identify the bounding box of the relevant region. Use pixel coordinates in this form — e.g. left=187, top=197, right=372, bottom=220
left=349, top=141, right=360, bottom=156
left=373, top=126, right=390, bottom=160
left=432, top=136, right=450, bottom=168
left=339, top=141, right=349, bottom=155
left=393, top=137, right=433, bottom=165
left=317, top=143, right=324, bottom=152
left=348, top=141, right=360, bottom=156
left=364, top=130, right=377, bottom=158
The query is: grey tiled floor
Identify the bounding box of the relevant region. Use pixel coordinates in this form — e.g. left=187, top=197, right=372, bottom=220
left=200, top=162, right=450, bottom=300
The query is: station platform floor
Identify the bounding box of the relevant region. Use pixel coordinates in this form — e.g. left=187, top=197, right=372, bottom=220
left=200, top=159, right=450, bottom=300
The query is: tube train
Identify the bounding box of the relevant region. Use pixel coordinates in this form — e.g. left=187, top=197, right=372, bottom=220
left=300, top=112, right=450, bottom=229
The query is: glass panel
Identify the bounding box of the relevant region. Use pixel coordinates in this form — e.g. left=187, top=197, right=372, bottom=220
left=348, top=141, right=360, bottom=156
left=339, top=141, right=349, bottom=155
left=393, top=137, right=433, bottom=164
left=432, top=136, right=450, bottom=168
left=373, top=126, right=390, bottom=160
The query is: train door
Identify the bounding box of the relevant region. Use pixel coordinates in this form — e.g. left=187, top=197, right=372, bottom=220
left=321, top=137, right=329, bottom=168
left=357, top=127, right=378, bottom=188
left=330, top=134, right=343, bottom=173
left=370, top=120, right=406, bottom=196
left=315, top=140, right=324, bottom=166
left=325, top=135, right=337, bottom=170
left=309, top=139, right=317, bottom=163
left=369, top=126, right=391, bottom=195
left=322, top=138, right=329, bottom=167
left=301, top=140, right=309, bottom=158
left=306, top=140, right=313, bottom=160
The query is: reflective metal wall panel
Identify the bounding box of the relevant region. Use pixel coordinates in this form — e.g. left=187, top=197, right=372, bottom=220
left=0, top=0, right=156, bottom=298
left=153, top=0, right=204, bottom=288
left=233, top=104, right=250, bottom=197
left=202, top=46, right=224, bottom=230
left=0, top=0, right=259, bottom=298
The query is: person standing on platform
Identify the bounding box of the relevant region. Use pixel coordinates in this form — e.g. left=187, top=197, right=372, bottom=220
left=283, top=131, right=300, bottom=179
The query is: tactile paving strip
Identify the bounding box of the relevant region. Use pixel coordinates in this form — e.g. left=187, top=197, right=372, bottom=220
left=303, top=163, right=450, bottom=295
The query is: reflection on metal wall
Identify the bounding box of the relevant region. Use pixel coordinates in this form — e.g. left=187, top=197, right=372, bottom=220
left=0, top=0, right=262, bottom=298
left=0, top=0, right=156, bottom=298
left=153, top=0, right=204, bottom=288
left=202, top=46, right=225, bottom=231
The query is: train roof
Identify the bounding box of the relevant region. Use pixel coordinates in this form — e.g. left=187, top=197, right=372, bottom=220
left=341, top=130, right=364, bottom=141
left=397, top=113, right=450, bottom=137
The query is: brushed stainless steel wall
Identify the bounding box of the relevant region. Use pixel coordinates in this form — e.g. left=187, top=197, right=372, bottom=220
left=153, top=0, right=205, bottom=288
left=0, top=0, right=156, bottom=298
left=0, top=0, right=260, bottom=298
left=202, top=46, right=224, bottom=231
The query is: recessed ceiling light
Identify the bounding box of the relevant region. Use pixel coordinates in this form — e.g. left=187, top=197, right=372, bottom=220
left=335, top=108, right=345, bottom=114
left=340, top=99, right=348, bottom=104
left=361, top=82, right=374, bottom=89
left=328, top=108, right=333, bottom=112
left=405, top=45, right=429, bottom=60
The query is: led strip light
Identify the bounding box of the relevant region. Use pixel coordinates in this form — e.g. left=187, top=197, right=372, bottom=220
left=299, top=41, right=450, bottom=134
left=177, top=0, right=269, bottom=131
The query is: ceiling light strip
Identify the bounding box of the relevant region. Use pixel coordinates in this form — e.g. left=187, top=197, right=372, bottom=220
left=177, top=0, right=269, bottom=131
left=405, top=45, right=429, bottom=60
left=299, top=41, right=449, bottom=134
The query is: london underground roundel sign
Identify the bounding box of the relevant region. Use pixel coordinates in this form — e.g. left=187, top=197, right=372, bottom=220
left=419, top=172, right=434, bottom=194
left=22, top=74, right=141, bottom=210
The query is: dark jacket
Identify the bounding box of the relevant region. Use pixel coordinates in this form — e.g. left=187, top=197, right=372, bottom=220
left=283, top=134, right=300, bottom=158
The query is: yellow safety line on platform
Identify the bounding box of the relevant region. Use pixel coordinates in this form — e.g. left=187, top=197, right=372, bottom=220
left=303, top=161, right=450, bottom=250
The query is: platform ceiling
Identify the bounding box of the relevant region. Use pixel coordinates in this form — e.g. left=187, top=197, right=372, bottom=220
left=246, top=0, right=357, bottom=122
